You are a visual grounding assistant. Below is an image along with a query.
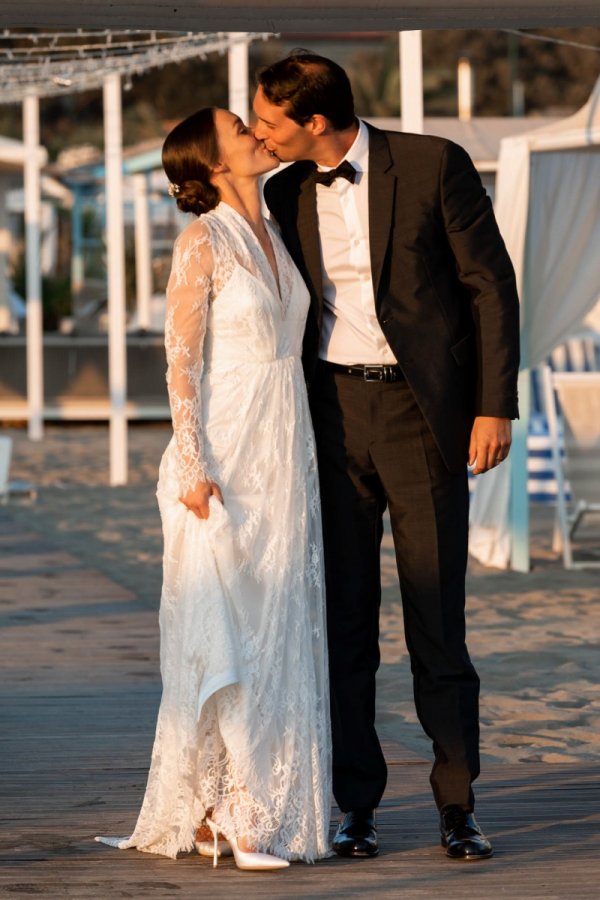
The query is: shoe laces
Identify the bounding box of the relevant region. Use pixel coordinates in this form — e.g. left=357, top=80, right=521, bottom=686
left=442, top=806, right=469, bottom=831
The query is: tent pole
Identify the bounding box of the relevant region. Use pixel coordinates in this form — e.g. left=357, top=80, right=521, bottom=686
left=399, top=31, right=424, bottom=134
left=228, top=34, right=249, bottom=123
left=23, top=92, right=44, bottom=441
left=509, top=369, right=530, bottom=571
left=103, top=72, right=128, bottom=486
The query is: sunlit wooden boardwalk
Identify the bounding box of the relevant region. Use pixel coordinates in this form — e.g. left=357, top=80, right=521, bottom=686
left=1, top=510, right=599, bottom=899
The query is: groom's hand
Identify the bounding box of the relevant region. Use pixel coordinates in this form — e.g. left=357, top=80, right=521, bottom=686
left=468, top=416, right=512, bottom=475
left=180, top=481, right=224, bottom=519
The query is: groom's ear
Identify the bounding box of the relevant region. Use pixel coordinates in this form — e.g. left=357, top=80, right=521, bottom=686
left=306, top=114, right=328, bottom=137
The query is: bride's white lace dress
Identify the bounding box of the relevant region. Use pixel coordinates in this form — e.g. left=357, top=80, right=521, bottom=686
left=97, top=202, right=331, bottom=861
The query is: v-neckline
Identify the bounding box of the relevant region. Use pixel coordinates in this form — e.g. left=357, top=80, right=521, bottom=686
left=218, top=203, right=283, bottom=308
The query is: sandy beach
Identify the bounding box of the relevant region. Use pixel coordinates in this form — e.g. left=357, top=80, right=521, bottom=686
left=3, top=422, right=600, bottom=767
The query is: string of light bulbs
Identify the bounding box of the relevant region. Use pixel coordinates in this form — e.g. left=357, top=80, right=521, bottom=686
left=0, top=30, right=271, bottom=103
left=2, top=26, right=597, bottom=105
left=502, top=28, right=600, bottom=53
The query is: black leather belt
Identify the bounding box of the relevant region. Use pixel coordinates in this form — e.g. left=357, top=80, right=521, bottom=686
left=322, top=361, right=405, bottom=383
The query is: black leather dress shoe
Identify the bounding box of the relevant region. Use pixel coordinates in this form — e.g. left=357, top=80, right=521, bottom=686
left=440, top=806, right=493, bottom=860
left=332, top=810, right=379, bottom=858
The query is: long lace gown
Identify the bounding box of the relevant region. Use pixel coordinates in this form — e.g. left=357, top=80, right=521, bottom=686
left=97, top=202, right=331, bottom=861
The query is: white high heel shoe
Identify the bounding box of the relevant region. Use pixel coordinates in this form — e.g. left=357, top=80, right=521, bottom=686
left=205, top=817, right=290, bottom=870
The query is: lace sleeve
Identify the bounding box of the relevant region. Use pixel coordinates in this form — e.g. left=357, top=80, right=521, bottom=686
left=165, top=220, right=214, bottom=494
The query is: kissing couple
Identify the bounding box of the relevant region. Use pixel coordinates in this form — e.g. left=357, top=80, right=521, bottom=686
left=96, top=51, right=519, bottom=868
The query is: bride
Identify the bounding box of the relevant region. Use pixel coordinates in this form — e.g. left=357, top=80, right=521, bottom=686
left=96, top=107, right=331, bottom=868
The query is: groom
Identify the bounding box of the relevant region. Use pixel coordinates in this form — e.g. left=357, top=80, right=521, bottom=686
left=254, top=52, right=520, bottom=860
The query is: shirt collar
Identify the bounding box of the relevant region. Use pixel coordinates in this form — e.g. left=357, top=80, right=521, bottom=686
left=316, top=118, right=369, bottom=173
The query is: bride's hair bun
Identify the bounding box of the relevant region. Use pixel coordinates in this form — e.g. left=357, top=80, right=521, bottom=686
left=175, top=180, right=220, bottom=217
left=162, top=108, right=221, bottom=217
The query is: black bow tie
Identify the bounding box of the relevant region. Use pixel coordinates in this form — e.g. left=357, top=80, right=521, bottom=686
left=313, top=160, right=357, bottom=187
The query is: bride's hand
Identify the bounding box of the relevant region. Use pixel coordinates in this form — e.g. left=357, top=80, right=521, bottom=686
left=179, top=481, right=224, bottom=519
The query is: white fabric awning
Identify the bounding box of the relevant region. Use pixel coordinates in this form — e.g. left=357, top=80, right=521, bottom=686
left=469, top=77, right=600, bottom=570
left=1, top=1, right=598, bottom=31
left=496, top=85, right=600, bottom=369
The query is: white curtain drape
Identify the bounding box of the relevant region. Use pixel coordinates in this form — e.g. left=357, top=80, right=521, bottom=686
left=526, top=149, right=600, bottom=367
left=469, top=81, right=600, bottom=569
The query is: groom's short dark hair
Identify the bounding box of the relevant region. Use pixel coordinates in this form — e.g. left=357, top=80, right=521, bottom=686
left=257, top=51, right=355, bottom=131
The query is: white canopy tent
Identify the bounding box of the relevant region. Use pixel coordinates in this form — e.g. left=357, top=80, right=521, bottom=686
left=469, top=78, right=600, bottom=571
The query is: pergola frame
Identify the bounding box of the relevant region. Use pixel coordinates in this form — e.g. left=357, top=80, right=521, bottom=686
left=0, top=30, right=265, bottom=483
left=0, top=26, right=431, bottom=486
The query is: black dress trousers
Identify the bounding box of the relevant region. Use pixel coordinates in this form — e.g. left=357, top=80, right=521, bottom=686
left=310, top=363, right=480, bottom=813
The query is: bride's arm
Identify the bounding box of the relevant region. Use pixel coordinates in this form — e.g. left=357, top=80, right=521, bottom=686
left=165, top=221, right=223, bottom=519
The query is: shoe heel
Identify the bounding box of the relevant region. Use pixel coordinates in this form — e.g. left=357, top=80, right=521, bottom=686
left=205, top=817, right=220, bottom=868
left=195, top=838, right=232, bottom=859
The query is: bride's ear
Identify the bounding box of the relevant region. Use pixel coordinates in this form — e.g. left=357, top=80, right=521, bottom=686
left=211, top=162, right=228, bottom=175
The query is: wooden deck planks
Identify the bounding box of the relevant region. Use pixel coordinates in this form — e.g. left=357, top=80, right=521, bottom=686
left=1, top=511, right=600, bottom=899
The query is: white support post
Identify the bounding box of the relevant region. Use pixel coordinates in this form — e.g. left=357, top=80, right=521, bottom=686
left=228, top=34, right=249, bottom=123
left=132, top=172, right=152, bottom=332
left=457, top=56, right=474, bottom=122
left=23, top=93, right=44, bottom=441
left=399, top=31, right=424, bottom=134
left=103, top=72, right=128, bottom=486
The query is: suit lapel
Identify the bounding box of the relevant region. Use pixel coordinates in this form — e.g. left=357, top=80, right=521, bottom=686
left=366, top=124, right=396, bottom=301
left=296, top=169, right=324, bottom=318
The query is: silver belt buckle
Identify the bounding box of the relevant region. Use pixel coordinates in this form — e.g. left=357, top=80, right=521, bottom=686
left=363, top=365, right=384, bottom=382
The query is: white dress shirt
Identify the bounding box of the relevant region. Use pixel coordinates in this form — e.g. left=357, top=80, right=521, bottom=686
left=316, top=119, right=397, bottom=365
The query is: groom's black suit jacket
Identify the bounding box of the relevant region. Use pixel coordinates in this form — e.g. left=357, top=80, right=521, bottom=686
left=264, top=123, right=520, bottom=472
